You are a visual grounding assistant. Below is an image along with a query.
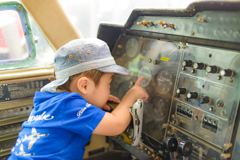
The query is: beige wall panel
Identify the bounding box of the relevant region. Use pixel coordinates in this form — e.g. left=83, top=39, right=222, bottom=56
left=20, top=0, right=82, bottom=51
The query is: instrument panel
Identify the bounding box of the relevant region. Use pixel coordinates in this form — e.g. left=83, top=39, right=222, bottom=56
left=98, top=1, right=240, bottom=160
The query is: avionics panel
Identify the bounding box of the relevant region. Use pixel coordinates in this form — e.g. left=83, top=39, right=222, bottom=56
left=0, top=78, right=50, bottom=159
left=98, top=1, right=240, bottom=160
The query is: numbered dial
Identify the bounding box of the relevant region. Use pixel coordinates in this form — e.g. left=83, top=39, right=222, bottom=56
left=206, top=65, right=219, bottom=73
left=156, top=70, right=173, bottom=94
left=151, top=97, right=169, bottom=121
left=126, top=38, right=138, bottom=58
left=186, top=92, right=198, bottom=99
left=138, top=66, right=152, bottom=88
left=158, top=42, right=178, bottom=67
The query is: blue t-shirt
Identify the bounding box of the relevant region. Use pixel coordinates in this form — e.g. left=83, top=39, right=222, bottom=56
left=8, top=91, right=105, bottom=160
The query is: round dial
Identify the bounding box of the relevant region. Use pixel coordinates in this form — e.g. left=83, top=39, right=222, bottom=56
left=151, top=97, right=169, bottom=121
left=125, top=38, right=138, bottom=58
left=156, top=70, right=173, bottom=94
left=138, top=66, right=152, bottom=88
left=158, top=42, right=178, bottom=67
left=117, top=81, right=134, bottom=100
left=139, top=40, right=157, bottom=68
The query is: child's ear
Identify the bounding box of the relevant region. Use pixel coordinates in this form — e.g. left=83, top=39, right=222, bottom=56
left=77, top=77, right=90, bottom=94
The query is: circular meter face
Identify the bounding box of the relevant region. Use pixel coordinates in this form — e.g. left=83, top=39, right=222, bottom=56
left=156, top=70, right=173, bottom=94
left=158, top=42, right=178, bottom=67
left=138, top=66, right=152, bottom=88
left=125, top=38, right=138, bottom=58
left=151, top=97, right=169, bottom=121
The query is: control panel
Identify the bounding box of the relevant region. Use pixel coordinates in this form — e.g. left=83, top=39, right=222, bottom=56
left=0, top=79, right=50, bottom=159
left=98, top=1, right=240, bottom=160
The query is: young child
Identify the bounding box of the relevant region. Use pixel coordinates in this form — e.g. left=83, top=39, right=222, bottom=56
left=9, top=38, right=149, bottom=160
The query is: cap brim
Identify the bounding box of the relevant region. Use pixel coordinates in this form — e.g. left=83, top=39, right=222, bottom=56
left=96, top=64, right=129, bottom=75
left=40, top=77, right=69, bottom=93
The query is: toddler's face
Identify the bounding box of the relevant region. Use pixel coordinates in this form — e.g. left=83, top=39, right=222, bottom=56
left=87, top=73, right=114, bottom=109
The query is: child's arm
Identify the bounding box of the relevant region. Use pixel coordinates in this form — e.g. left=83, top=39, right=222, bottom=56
left=93, top=77, right=149, bottom=136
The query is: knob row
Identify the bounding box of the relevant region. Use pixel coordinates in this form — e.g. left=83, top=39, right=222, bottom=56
left=176, top=88, right=211, bottom=104
left=182, top=60, right=234, bottom=77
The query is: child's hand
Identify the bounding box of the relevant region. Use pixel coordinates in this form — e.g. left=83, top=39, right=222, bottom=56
left=122, top=77, right=149, bottom=103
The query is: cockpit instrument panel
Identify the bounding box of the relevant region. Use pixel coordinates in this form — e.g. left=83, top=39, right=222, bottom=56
left=98, top=1, right=240, bottom=160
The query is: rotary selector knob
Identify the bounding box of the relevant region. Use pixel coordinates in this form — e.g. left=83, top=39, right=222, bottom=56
left=186, top=92, right=198, bottom=99
left=220, top=69, right=234, bottom=77
left=199, top=96, right=211, bottom=104
left=178, top=141, right=193, bottom=157
left=206, top=65, right=219, bottom=73
left=176, top=88, right=186, bottom=94
left=182, top=60, right=193, bottom=67
left=164, top=137, right=178, bottom=152
left=193, top=62, right=205, bottom=70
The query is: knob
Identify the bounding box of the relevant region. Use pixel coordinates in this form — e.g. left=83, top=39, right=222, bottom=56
left=193, top=63, right=205, bottom=70
left=164, top=137, right=178, bottom=152
left=186, top=92, right=198, bottom=99
left=176, top=88, right=186, bottom=94
left=206, top=65, right=219, bottom=73
left=182, top=60, right=193, bottom=67
left=178, top=141, right=193, bottom=157
left=199, top=96, right=210, bottom=104
left=220, top=69, right=234, bottom=77
left=191, top=69, right=196, bottom=73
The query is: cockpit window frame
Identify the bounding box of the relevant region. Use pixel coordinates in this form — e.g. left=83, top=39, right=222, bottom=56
left=0, top=1, right=36, bottom=70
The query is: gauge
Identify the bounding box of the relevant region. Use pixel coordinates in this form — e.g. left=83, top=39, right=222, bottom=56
left=117, top=81, right=134, bottom=100
left=151, top=97, right=169, bottom=121
left=139, top=40, right=157, bottom=68
left=155, top=70, right=173, bottom=94
left=157, top=42, right=178, bottom=67
left=138, top=66, right=152, bottom=88
left=125, top=38, right=138, bottom=58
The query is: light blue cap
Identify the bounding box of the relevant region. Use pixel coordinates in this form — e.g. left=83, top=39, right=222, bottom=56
left=41, top=38, right=129, bottom=93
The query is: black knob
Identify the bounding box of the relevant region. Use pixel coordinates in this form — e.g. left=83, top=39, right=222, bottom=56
left=154, top=60, right=160, bottom=65
left=191, top=69, right=196, bottom=73
left=178, top=141, right=193, bottom=157
left=182, top=60, right=193, bottom=67
left=206, top=65, right=219, bottom=73
left=164, top=137, right=178, bottom=152
left=193, top=63, right=205, bottom=70
left=199, top=96, right=211, bottom=104
left=176, top=88, right=186, bottom=94
left=186, top=92, right=198, bottom=99
left=220, top=69, right=234, bottom=77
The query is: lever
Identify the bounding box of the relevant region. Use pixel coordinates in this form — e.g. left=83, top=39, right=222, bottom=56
left=129, top=99, right=144, bottom=146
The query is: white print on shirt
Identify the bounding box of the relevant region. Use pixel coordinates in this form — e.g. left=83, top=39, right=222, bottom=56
left=28, top=111, right=54, bottom=123
left=15, top=144, right=34, bottom=156
left=14, top=128, right=48, bottom=156
left=77, top=103, right=92, bottom=118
